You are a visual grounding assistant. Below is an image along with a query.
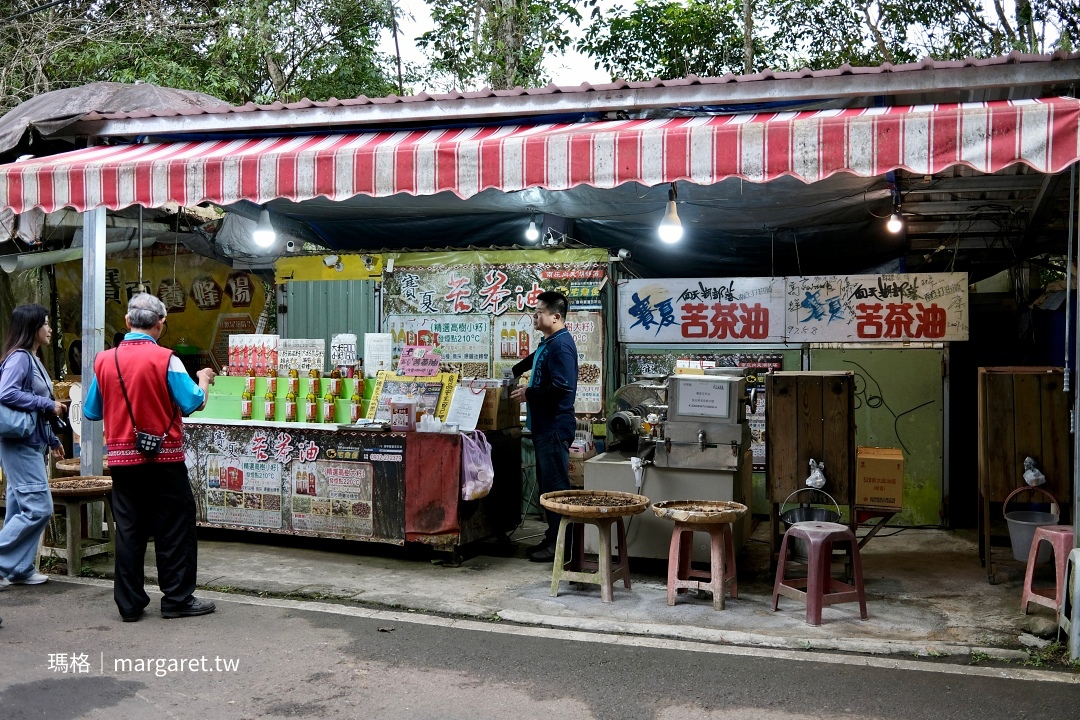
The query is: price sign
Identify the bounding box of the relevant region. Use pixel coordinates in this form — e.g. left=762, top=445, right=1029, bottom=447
left=397, top=346, right=443, bottom=377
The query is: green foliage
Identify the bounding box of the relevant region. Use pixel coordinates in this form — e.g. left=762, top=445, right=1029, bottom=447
left=578, top=0, right=775, bottom=81
left=0, top=0, right=399, bottom=113
left=577, top=0, right=1077, bottom=82
left=418, top=0, right=583, bottom=90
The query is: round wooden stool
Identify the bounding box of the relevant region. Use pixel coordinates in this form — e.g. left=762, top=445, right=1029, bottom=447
left=41, top=476, right=116, bottom=576
left=54, top=458, right=110, bottom=478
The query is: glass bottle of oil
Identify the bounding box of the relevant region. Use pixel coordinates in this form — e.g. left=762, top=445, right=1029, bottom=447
left=322, top=391, right=336, bottom=423
left=285, top=391, right=298, bottom=422
left=349, top=384, right=363, bottom=423
left=264, top=389, right=276, bottom=421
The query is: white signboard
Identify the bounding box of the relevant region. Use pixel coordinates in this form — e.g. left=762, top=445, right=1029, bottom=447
left=363, top=333, right=393, bottom=377
left=617, top=278, right=785, bottom=343
left=785, top=272, right=968, bottom=342
left=675, top=379, right=732, bottom=419
left=330, top=333, right=357, bottom=368
left=277, top=338, right=325, bottom=373
left=444, top=385, right=487, bottom=432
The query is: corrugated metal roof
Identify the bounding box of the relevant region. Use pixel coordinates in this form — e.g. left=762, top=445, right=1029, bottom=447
left=78, top=50, right=1080, bottom=131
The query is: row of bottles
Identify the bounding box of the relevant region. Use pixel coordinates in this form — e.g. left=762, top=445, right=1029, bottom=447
left=387, top=321, right=439, bottom=347
left=207, top=458, right=244, bottom=491
left=241, top=383, right=365, bottom=424
left=499, top=328, right=530, bottom=359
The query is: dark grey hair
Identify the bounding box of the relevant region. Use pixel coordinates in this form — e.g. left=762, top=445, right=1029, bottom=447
left=127, top=293, right=167, bottom=330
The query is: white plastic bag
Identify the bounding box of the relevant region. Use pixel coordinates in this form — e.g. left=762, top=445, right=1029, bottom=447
left=1023, top=456, right=1046, bottom=487
left=805, top=459, right=827, bottom=490
left=461, top=431, right=495, bottom=501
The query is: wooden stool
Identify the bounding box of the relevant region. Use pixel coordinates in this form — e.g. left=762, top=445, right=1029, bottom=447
left=1021, top=525, right=1075, bottom=619
left=41, top=477, right=116, bottom=576
left=550, top=516, right=630, bottom=603
left=772, top=521, right=868, bottom=625
left=666, top=520, right=737, bottom=610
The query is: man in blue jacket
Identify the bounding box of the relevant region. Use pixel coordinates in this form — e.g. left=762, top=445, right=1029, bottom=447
left=511, top=291, right=578, bottom=562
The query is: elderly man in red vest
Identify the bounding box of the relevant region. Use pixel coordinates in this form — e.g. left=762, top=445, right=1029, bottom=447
left=84, top=293, right=217, bottom=622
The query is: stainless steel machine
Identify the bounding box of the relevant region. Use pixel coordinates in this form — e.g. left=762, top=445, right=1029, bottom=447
left=584, top=369, right=754, bottom=561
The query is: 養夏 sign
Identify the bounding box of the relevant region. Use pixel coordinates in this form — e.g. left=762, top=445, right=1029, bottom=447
left=618, top=273, right=968, bottom=344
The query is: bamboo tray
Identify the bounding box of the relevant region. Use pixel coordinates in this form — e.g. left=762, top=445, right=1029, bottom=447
left=49, top=476, right=112, bottom=497
left=540, top=489, right=650, bottom=519
left=55, top=458, right=110, bottom=477
left=652, top=500, right=747, bottom=524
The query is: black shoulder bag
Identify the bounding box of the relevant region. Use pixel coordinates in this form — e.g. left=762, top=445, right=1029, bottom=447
left=114, top=347, right=178, bottom=456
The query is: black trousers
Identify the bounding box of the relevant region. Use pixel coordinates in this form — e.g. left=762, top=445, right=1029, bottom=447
left=110, top=461, right=198, bottom=616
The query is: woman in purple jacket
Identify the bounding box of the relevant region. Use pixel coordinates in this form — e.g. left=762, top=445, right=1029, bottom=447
left=0, top=304, right=66, bottom=590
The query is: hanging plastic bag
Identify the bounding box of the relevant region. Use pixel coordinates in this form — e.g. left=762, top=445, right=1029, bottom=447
left=1023, top=456, right=1046, bottom=487
left=805, top=459, right=827, bottom=490
left=461, top=430, right=495, bottom=501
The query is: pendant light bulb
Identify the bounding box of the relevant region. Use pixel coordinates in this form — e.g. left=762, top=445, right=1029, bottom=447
left=253, top=208, right=277, bottom=248
left=524, top=214, right=540, bottom=242
left=886, top=212, right=903, bottom=234
left=658, top=187, right=682, bottom=244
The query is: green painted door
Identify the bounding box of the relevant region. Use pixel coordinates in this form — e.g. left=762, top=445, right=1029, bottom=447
left=810, top=348, right=944, bottom=526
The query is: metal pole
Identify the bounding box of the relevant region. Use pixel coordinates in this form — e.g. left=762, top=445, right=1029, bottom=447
left=1071, top=162, right=1080, bottom=662
left=80, top=207, right=105, bottom=477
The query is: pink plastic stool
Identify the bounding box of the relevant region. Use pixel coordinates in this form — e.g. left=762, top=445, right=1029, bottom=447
left=666, top=520, right=738, bottom=610
left=772, top=521, right=868, bottom=626
left=1021, top=525, right=1074, bottom=618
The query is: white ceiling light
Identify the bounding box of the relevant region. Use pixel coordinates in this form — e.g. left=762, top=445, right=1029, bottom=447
left=524, top=213, right=540, bottom=242
left=658, top=184, right=683, bottom=244
left=252, top=208, right=276, bottom=248
left=886, top=213, right=903, bottom=234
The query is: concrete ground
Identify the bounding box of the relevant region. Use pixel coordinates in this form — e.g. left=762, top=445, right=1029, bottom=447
left=71, top=517, right=1067, bottom=662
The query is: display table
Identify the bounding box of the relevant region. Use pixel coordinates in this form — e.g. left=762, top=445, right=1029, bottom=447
left=183, top=419, right=520, bottom=555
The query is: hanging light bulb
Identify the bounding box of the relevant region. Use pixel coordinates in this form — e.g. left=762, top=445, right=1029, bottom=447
left=524, top=213, right=540, bottom=242
left=886, top=212, right=903, bottom=234
left=658, top=184, right=682, bottom=244
left=252, top=208, right=276, bottom=248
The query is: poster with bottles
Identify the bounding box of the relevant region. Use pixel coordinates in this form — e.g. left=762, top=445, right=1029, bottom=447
left=228, top=334, right=279, bottom=374
left=289, top=459, right=375, bottom=537
left=185, top=421, right=406, bottom=543
left=385, top=314, right=492, bottom=378
left=204, top=455, right=283, bottom=529
left=492, top=314, right=542, bottom=380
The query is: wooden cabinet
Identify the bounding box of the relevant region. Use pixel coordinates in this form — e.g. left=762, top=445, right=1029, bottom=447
left=977, top=367, right=1071, bottom=582
left=765, top=371, right=856, bottom=564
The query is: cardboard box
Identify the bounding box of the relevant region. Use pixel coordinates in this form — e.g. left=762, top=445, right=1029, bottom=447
left=856, top=446, right=904, bottom=509
left=475, top=387, right=521, bottom=431
left=569, top=445, right=597, bottom=488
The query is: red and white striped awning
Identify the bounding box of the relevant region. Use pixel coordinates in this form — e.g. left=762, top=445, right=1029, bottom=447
left=2, top=97, right=1078, bottom=214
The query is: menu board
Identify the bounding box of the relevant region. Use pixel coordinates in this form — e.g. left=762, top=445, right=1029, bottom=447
left=386, top=314, right=492, bottom=377
left=366, top=371, right=458, bottom=421
left=185, top=422, right=406, bottom=543
left=278, top=338, right=326, bottom=373
left=566, top=311, right=603, bottom=415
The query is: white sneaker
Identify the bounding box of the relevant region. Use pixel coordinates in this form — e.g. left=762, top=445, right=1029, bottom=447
left=10, top=572, right=48, bottom=585
left=0, top=577, right=9, bottom=589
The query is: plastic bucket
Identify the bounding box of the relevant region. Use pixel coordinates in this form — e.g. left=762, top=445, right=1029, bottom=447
left=1003, top=487, right=1059, bottom=563
left=779, top=489, right=841, bottom=561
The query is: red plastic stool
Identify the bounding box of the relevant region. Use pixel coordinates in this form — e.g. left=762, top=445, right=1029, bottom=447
left=1021, top=525, right=1074, bottom=619
left=666, top=520, right=738, bottom=610
left=772, top=521, right=868, bottom=626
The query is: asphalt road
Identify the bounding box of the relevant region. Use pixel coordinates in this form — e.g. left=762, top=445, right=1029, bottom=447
left=1, top=578, right=1077, bottom=720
